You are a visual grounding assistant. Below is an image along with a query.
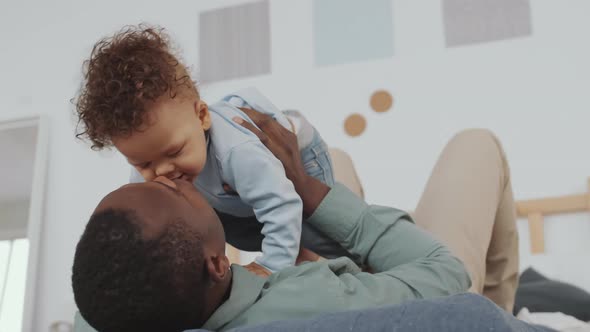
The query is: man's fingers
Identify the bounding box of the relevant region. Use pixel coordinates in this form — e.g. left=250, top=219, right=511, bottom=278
left=238, top=107, right=263, bottom=122
left=222, top=183, right=239, bottom=196
left=234, top=107, right=297, bottom=157
left=238, top=107, right=276, bottom=130
left=232, top=116, right=268, bottom=143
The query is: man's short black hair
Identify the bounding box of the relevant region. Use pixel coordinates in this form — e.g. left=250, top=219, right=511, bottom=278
left=72, top=208, right=209, bottom=332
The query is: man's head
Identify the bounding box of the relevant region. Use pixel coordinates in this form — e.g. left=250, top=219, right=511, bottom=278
left=75, top=25, right=210, bottom=182
left=72, top=178, right=231, bottom=332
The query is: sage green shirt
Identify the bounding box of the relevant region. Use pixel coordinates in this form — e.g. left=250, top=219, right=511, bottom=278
left=74, top=184, right=470, bottom=332
left=202, top=183, right=471, bottom=331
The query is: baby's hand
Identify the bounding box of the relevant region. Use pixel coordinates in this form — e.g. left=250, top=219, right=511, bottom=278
left=296, top=247, right=322, bottom=265
left=243, top=262, right=272, bottom=278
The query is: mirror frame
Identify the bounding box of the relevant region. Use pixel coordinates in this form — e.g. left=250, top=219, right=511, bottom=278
left=0, top=114, right=48, bottom=332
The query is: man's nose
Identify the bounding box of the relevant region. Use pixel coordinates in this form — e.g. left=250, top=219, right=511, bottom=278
left=154, top=176, right=177, bottom=189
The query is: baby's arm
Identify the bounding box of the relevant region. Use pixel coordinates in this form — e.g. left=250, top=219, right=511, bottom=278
left=222, top=141, right=303, bottom=273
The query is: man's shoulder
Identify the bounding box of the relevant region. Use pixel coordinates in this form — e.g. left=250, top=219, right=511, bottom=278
left=226, top=262, right=348, bottom=328
left=225, top=259, right=377, bottom=331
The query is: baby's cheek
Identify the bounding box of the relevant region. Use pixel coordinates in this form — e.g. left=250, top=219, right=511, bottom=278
left=195, top=154, right=207, bottom=174
left=182, top=153, right=206, bottom=175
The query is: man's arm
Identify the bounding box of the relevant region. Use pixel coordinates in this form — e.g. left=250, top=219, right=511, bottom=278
left=234, top=109, right=471, bottom=298
left=308, top=183, right=470, bottom=297
left=233, top=108, right=328, bottom=217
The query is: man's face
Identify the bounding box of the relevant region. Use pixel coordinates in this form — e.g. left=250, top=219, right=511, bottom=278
left=95, top=177, right=225, bottom=248
left=114, top=96, right=211, bottom=183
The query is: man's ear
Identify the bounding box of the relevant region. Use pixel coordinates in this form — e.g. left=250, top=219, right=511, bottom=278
left=205, top=253, right=230, bottom=283
left=195, top=100, right=211, bottom=130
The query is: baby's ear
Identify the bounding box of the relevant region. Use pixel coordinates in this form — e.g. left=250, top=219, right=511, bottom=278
left=196, top=100, right=211, bottom=130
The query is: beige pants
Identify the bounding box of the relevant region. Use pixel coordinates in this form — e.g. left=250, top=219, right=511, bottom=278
left=412, top=129, right=519, bottom=312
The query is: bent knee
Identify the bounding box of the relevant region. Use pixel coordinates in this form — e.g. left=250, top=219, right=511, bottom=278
left=450, top=128, right=498, bottom=146
left=448, top=129, right=507, bottom=164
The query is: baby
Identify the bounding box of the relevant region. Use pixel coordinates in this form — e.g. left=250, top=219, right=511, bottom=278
left=74, top=26, right=348, bottom=275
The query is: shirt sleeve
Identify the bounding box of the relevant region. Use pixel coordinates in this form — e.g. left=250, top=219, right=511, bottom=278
left=222, top=141, right=302, bottom=272
left=307, top=183, right=471, bottom=299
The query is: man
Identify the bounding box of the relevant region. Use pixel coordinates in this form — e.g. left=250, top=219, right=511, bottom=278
left=72, top=109, right=519, bottom=332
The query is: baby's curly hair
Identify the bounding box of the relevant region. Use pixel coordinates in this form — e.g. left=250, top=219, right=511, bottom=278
left=74, top=25, right=199, bottom=150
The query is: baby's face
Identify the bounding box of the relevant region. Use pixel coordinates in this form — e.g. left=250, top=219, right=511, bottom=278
left=114, top=96, right=211, bottom=183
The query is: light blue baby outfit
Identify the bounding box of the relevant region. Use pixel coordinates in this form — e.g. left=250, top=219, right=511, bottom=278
left=131, top=88, right=342, bottom=271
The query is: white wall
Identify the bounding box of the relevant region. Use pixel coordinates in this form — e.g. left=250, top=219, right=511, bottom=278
left=1, top=0, right=589, bottom=330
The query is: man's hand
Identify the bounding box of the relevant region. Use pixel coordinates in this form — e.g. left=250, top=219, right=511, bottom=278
left=243, top=261, right=272, bottom=278
left=234, top=108, right=330, bottom=217
left=235, top=108, right=305, bottom=186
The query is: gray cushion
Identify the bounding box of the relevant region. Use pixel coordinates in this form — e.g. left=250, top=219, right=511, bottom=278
left=514, top=268, right=590, bottom=321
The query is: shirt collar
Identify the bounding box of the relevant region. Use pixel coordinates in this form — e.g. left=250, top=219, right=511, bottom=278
left=201, top=265, right=267, bottom=331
